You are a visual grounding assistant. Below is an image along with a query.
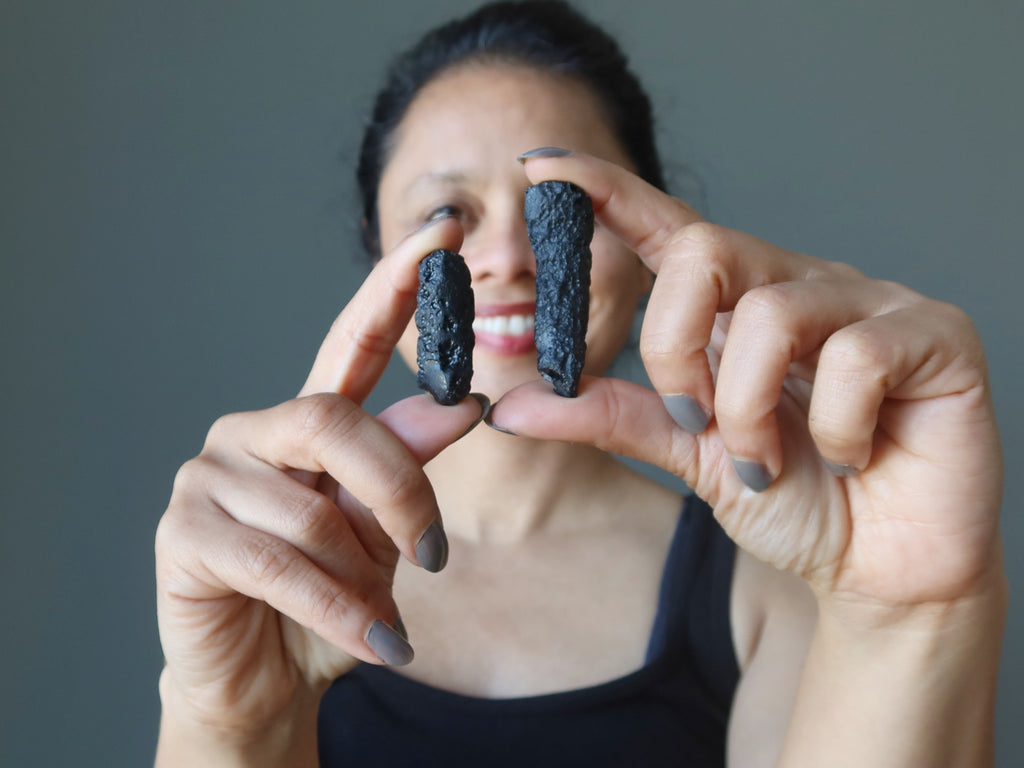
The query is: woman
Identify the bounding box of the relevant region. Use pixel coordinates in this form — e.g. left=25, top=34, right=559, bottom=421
left=154, top=2, right=1006, bottom=766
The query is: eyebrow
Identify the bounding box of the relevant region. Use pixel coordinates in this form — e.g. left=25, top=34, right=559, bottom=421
left=402, top=170, right=474, bottom=201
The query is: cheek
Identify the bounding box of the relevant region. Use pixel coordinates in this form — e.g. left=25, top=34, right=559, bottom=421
left=590, top=237, right=649, bottom=309
left=396, top=319, right=418, bottom=371
left=586, top=241, right=649, bottom=364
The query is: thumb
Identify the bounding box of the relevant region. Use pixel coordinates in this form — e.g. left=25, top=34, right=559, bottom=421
left=487, top=377, right=706, bottom=486
left=377, top=392, right=490, bottom=465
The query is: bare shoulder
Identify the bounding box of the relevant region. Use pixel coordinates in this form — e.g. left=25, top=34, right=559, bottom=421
left=727, top=548, right=818, bottom=768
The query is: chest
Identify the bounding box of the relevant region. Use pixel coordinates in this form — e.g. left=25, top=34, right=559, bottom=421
left=391, top=522, right=678, bottom=698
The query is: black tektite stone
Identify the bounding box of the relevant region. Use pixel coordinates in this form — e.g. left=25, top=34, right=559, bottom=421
left=524, top=181, right=593, bottom=398
left=415, top=249, right=474, bottom=405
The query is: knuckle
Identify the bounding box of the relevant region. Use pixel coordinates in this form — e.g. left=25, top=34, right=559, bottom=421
left=638, top=324, right=681, bottom=362
left=818, top=258, right=865, bottom=281
left=712, top=390, right=751, bottom=426
left=734, top=284, right=793, bottom=327
left=296, top=393, right=363, bottom=449
left=242, top=534, right=299, bottom=586
left=377, top=463, right=430, bottom=513
left=678, top=223, right=736, bottom=290
left=169, top=455, right=221, bottom=503
left=154, top=505, right=207, bottom=573
left=928, top=297, right=975, bottom=331
left=679, top=221, right=731, bottom=252
left=204, top=411, right=245, bottom=449
left=153, top=511, right=182, bottom=559
left=821, top=326, right=889, bottom=387
left=284, top=489, right=339, bottom=542
left=307, top=583, right=352, bottom=629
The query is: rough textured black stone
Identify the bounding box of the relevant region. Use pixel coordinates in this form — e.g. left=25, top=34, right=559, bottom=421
left=524, top=181, right=593, bottom=398
left=415, top=249, right=474, bottom=406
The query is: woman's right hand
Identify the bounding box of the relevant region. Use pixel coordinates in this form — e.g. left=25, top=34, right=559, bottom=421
left=154, top=216, right=481, bottom=749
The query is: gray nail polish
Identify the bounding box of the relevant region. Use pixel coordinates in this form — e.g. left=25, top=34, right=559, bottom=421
left=824, top=460, right=860, bottom=478
left=412, top=212, right=456, bottom=235
left=366, top=620, right=414, bottom=666
left=661, top=394, right=710, bottom=434
left=457, top=393, right=491, bottom=440
left=392, top=613, right=409, bottom=641
left=483, top=408, right=517, bottom=436
left=732, top=458, right=774, bottom=493
left=517, top=146, right=572, bottom=163
left=415, top=518, right=449, bottom=573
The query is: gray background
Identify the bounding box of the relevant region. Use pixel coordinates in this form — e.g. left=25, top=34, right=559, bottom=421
left=1, top=1, right=1020, bottom=765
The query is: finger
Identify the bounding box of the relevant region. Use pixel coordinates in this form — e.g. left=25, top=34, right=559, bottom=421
left=519, top=149, right=702, bottom=270
left=375, top=392, right=490, bottom=464
left=486, top=376, right=710, bottom=492
left=641, top=225, right=842, bottom=428
left=299, top=215, right=464, bottom=402
left=809, top=300, right=983, bottom=473
left=208, top=394, right=446, bottom=571
left=199, top=454, right=397, bottom=577
left=714, top=278, right=901, bottom=487
left=157, top=498, right=406, bottom=666
left=520, top=149, right=838, bottom=423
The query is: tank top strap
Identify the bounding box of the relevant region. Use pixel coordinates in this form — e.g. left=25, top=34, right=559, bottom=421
left=644, top=494, right=740, bottom=717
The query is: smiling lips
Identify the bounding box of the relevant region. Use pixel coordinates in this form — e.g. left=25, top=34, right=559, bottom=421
left=472, top=302, right=537, bottom=355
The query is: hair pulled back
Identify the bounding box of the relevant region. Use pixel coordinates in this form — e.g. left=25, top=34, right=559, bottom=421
left=356, top=0, right=665, bottom=257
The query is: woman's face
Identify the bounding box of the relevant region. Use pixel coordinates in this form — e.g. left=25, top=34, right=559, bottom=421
left=378, top=63, right=652, bottom=399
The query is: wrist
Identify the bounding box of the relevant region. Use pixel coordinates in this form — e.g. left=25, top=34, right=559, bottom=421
left=155, top=668, right=326, bottom=768
left=779, top=563, right=1007, bottom=768
left=813, top=555, right=1008, bottom=639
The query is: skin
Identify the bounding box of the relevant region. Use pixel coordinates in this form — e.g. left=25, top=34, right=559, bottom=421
left=154, top=62, right=1005, bottom=768
left=382, top=63, right=653, bottom=402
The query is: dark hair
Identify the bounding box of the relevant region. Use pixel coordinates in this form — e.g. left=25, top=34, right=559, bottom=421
left=356, top=0, right=665, bottom=258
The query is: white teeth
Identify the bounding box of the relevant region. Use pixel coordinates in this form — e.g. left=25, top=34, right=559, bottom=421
left=508, top=315, right=526, bottom=335
left=472, top=314, right=535, bottom=336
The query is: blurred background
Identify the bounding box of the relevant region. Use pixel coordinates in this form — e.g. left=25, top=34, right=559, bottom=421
left=2, top=1, right=1021, bottom=764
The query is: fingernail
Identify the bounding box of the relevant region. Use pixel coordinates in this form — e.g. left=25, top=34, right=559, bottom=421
left=824, top=460, right=860, bottom=478
left=366, top=620, right=414, bottom=666
left=415, top=518, right=449, bottom=573
left=517, top=146, right=572, bottom=163
left=457, top=393, right=491, bottom=440
left=483, top=406, right=517, bottom=436
left=661, top=394, right=711, bottom=434
left=392, top=613, right=409, bottom=641
left=732, top=458, right=774, bottom=493
left=412, top=212, right=456, bottom=235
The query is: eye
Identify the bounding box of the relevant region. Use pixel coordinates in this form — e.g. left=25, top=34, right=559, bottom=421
left=426, top=204, right=464, bottom=222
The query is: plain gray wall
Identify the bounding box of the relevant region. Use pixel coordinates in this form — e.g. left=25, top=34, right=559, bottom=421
left=2, top=1, right=1020, bottom=765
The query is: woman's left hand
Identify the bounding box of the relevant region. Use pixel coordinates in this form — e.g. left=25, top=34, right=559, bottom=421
left=492, top=151, right=1003, bottom=612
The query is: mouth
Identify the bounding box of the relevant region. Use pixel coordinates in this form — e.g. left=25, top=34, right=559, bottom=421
left=472, top=302, right=536, bottom=355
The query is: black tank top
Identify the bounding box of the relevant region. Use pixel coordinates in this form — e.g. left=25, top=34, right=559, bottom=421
left=318, top=495, right=739, bottom=767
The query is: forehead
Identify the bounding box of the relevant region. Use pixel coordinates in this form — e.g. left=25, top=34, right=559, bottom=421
left=381, top=63, right=630, bottom=188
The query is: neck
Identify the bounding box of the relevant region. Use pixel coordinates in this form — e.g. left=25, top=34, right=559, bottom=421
left=424, top=423, right=628, bottom=545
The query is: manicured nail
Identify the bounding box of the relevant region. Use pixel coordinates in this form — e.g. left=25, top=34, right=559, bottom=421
left=412, top=212, right=456, bottom=235
left=517, top=146, right=572, bottom=163
left=483, top=407, right=517, bottom=436
left=366, top=620, right=414, bottom=666
left=732, top=458, right=774, bottom=493
left=824, top=460, right=860, bottom=478
left=457, top=393, right=491, bottom=440
left=392, top=613, right=409, bottom=641
left=661, top=394, right=711, bottom=434
left=415, top=518, right=449, bottom=573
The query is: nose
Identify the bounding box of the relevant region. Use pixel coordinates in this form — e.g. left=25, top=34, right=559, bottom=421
left=464, top=198, right=535, bottom=284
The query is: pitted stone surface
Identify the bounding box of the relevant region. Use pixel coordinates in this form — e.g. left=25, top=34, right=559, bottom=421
left=416, top=249, right=475, bottom=405
left=524, top=181, right=593, bottom=398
